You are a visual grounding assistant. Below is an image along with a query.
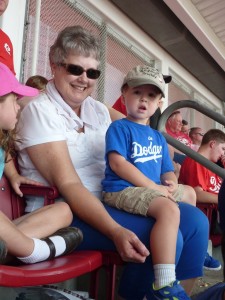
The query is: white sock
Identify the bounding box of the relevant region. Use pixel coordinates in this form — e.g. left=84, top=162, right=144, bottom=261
left=18, top=236, right=66, bottom=264
left=153, top=264, right=176, bottom=289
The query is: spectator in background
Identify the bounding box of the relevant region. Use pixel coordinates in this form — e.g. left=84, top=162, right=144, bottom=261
left=181, top=119, right=189, bottom=135
left=179, top=129, right=224, bottom=205
left=189, top=127, right=204, bottom=152
left=190, top=162, right=225, bottom=299
left=0, top=0, right=15, bottom=74
left=166, top=111, right=192, bottom=148
left=19, top=75, right=49, bottom=109
left=179, top=129, right=225, bottom=271
left=166, top=111, right=192, bottom=165
left=112, top=95, right=127, bottom=115
left=26, top=75, right=48, bottom=92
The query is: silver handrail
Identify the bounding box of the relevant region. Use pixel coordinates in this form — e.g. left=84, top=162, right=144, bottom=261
left=157, top=100, right=225, bottom=179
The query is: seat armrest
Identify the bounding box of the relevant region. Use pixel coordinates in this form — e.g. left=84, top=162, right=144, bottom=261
left=20, top=184, right=60, bottom=205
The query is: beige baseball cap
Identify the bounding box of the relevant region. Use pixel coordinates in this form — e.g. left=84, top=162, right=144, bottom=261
left=122, top=65, right=172, bottom=97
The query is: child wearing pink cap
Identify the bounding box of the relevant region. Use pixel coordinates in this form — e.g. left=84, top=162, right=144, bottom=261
left=0, top=62, right=83, bottom=264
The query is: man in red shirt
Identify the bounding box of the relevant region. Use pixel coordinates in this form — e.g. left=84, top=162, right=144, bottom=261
left=179, top=129, right=225, bottom=204
left=179, top=128, right=225, bottom=271
left=166, top=111, right=192, bottom=148
left=0, top=0, right=15, bottom=74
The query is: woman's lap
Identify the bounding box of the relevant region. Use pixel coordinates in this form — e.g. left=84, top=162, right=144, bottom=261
left=176, top=203, right=209, bottom=280
left=71, top=202, right=208, bottom=300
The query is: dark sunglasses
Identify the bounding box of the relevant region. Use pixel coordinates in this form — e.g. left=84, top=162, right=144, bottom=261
left=59, top=63, right=101, bottom=79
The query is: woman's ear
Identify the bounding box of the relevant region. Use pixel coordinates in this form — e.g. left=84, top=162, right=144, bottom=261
left=50, top=62, right=57, bottom=77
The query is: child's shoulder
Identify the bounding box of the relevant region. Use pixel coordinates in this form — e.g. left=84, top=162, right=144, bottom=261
left=150, top=127, right=166, bottom=138
left=110, top=118, right=126, bottom=126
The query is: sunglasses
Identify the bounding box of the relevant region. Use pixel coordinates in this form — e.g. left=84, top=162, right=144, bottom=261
left=195, top=133, right=204, bottom=136
left=59, top=63, right=101, bottom=79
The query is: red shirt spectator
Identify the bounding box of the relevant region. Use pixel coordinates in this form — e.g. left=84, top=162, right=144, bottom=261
left=166, top=111, right=192, bottom=148
left=179, top=157, right=221, bottom=194
left=0, top=29, right=15, bottom=74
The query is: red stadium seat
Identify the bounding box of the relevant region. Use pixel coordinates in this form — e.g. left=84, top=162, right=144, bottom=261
left=0, top=173, right=124, bottom=299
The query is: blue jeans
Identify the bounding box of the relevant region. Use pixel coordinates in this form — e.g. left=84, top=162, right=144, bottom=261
left=71, top=202, right=209, bottom=300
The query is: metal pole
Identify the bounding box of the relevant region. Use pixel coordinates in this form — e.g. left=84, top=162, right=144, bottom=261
left=31, top=0, right=41, bottom=75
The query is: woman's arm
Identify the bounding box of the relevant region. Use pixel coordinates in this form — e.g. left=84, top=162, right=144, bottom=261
left=26, top=140, right=149, bottom=262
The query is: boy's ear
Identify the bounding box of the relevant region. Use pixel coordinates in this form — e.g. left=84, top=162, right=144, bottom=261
left=158, top=99, right=163, bottom=108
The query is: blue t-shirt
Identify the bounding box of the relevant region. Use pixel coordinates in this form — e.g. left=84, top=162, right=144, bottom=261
left=102, top=118, right=174, bottom=192
left=0, top=148, right=5, bottom=180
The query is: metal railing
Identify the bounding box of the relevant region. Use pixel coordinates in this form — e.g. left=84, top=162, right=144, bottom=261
left=157, top=100, right=225, bottom=179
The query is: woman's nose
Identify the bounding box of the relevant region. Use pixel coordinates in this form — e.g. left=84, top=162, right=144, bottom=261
left=77, top=71, right=88, bottom=82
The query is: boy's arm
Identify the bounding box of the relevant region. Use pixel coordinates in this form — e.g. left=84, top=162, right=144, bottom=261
left=194, top=186, right=218, bottom=204
left=109, top=152, right=172, bottom=196
left=161, top=171, right=178, bottom=184
left=161, top=171, right=178, bottom=194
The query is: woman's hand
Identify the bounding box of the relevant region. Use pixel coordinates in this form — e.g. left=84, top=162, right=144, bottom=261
left=111, top=226, right=150, bottom=263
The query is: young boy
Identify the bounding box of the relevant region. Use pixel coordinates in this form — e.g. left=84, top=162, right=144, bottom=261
left=102, top=65, right=196, bottom=299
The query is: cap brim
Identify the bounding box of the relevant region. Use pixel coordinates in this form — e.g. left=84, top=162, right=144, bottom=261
left=14, top=84, right=39, bottom=98
left=127, top=78, right=165, bottom=97
left=163, top=75, right=172, bottom=84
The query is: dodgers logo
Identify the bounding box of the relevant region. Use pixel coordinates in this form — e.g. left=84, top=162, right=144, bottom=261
left=131, top=137, right=162, bottom=163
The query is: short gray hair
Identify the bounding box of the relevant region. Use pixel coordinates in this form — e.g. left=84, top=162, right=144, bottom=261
left=49, top=26, right=101, bottom=64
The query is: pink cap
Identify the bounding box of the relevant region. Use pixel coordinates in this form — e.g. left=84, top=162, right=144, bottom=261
left=0, top=62, right=39, bottom=98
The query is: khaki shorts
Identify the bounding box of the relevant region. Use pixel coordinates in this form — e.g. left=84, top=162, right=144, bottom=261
left=102, top=185, right=184, bottom=216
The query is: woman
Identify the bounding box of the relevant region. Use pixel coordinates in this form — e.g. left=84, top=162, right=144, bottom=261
left=16, top=26, right=208, bottom=300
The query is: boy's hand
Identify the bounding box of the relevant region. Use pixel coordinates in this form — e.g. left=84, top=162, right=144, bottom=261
left=156, top=184, right=174, bottom=199
left=164, top=179, right=178, bottom=194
